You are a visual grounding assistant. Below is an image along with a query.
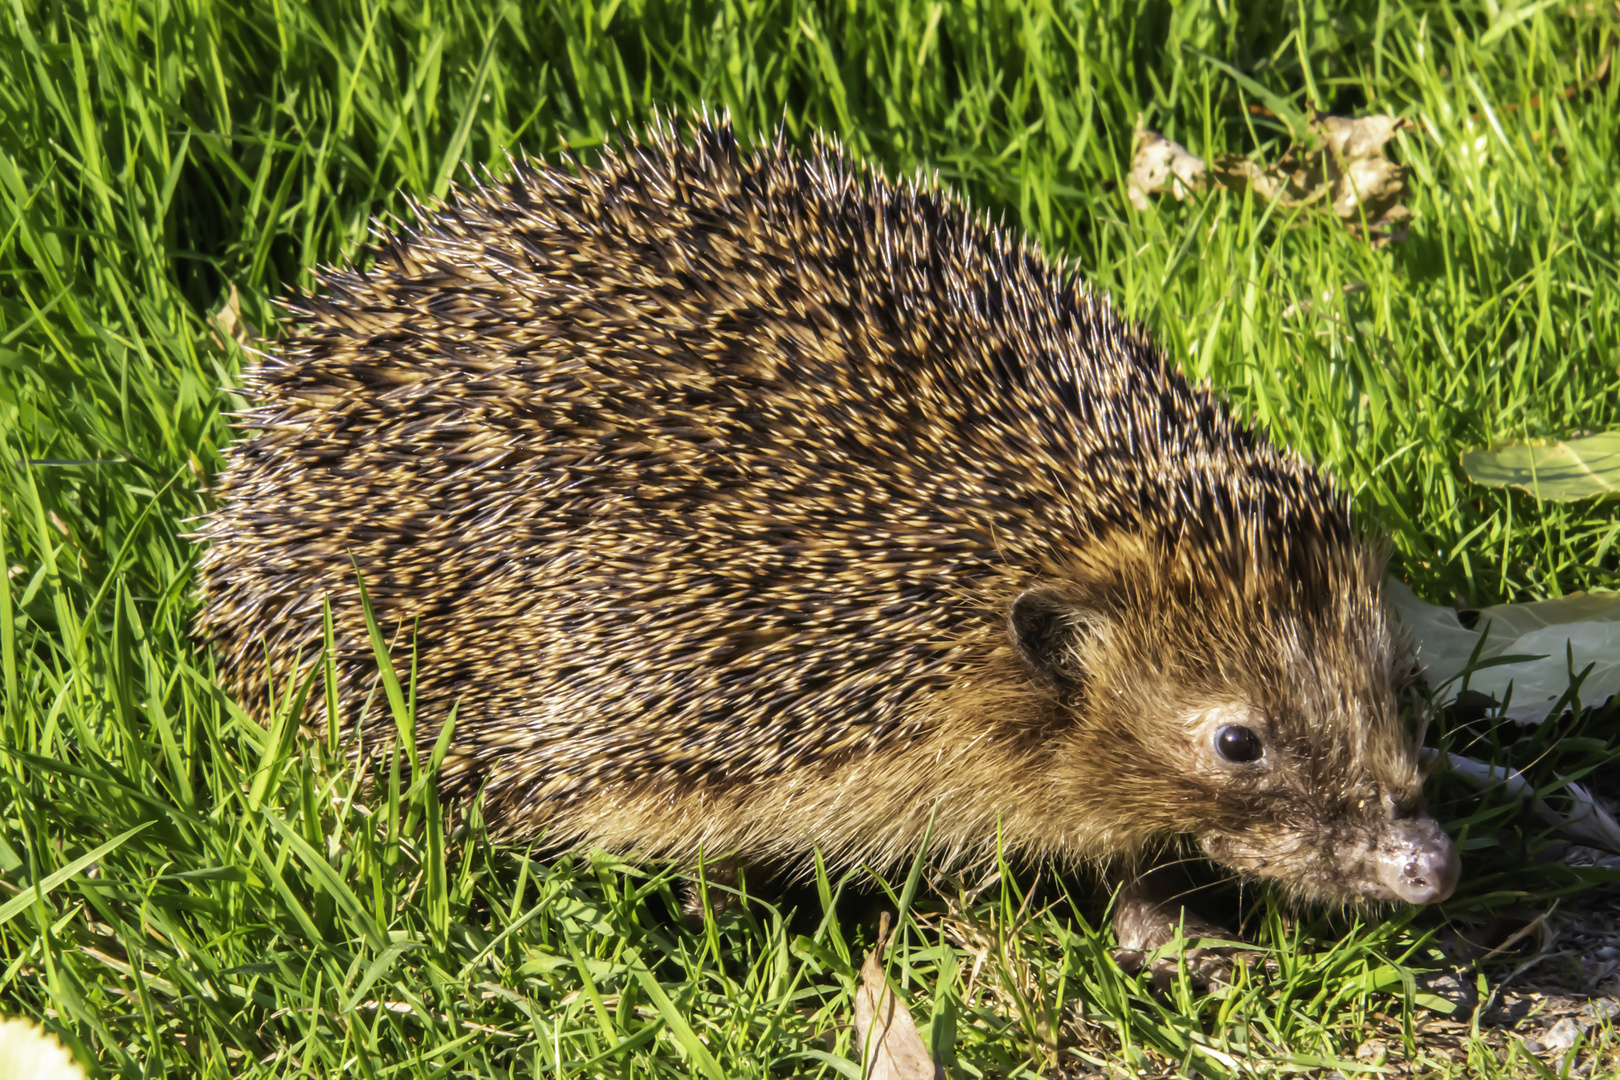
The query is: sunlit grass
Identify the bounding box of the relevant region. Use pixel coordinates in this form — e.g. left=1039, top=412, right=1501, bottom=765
left=2, top=0, right=1617, bottom=1075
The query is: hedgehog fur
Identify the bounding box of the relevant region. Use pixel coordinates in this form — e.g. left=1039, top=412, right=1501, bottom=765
left=197, top=116, right=1456, bottom=909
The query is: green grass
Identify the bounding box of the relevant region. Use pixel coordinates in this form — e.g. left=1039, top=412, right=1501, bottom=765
left=2, top=0, right=1619, bottom=1075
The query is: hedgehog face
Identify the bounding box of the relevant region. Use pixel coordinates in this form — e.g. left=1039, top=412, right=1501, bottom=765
left=1011, top=582, right=1458, bottom=907
left=1181, top=701, right=1458, bottom=907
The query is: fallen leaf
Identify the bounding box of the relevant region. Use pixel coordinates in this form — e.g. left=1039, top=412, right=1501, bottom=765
left=1210, top=143, right=1327, bottom=207
left=209, top=283, right=259, bottom=349
left=1461, top=433, right=1620, bottom=501
left=1208, top=112, right=1412, bottom=243
left=1129, top=112, right=1411, bottom=243
left=1386, top=579, right=1620, bottom=722
left=0, top=1016, right=88, bottom=1080
left=1429, top=751, right=1620, bottom=855
left=853, top=912, right=942, bottom=1080
left=1126, top=130, right=1206, bottom=211
left=1314, top=112, right=1408, bottom=163
left=1333, top=150, right=1410, bottom=225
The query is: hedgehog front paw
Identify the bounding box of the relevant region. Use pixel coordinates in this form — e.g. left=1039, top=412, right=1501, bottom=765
left=679, top=857, right=742, bottom=927
left=1112, top=943, right=1239, bottom=993
left=1109, top=866, right=1243, bottom=993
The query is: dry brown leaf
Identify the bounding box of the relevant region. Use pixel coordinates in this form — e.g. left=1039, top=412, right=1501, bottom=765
left=1206, top=112, right=1412, bottom=244
left=1126, top=130, right=1205, bottom=211
left=1334, top=152, right=1410, bottom=224
left=1314, top=112, right=1407, bottom=164
left=1209, top=144, right=1327, bottom=207
left=1316, top=113, right=1412, bottom=231
left=1130, top=114, right=1411, bottom=243
left=854, top=912, right=943, bottom=1080
left=209, top=283, right=259, bottom=349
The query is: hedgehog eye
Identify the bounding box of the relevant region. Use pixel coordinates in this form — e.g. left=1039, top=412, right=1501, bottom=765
left=1214, top=724, right=1264, bottom=764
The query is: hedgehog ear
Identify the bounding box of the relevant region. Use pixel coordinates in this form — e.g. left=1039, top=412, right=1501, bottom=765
left=1009, top=588, right=1111, bottom=689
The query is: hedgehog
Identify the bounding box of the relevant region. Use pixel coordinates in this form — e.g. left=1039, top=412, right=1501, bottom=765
left=196, top=116, right=1458, bottom=959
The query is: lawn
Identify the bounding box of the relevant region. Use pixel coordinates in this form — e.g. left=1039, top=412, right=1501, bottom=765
left=1, top=0, right=1618, bottom=1076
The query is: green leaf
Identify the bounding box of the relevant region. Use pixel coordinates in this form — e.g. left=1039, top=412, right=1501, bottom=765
left=1461, top=433, right=1620, bottom=500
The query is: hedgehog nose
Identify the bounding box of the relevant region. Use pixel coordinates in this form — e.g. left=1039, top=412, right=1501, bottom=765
left=1377, top=816, right=1460, bottom=905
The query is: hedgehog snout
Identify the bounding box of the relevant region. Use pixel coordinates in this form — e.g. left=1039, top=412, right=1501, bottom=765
left=1371, top=815, right=1459, bottom=905
left=1195, top=796, right=1459, bottom=906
